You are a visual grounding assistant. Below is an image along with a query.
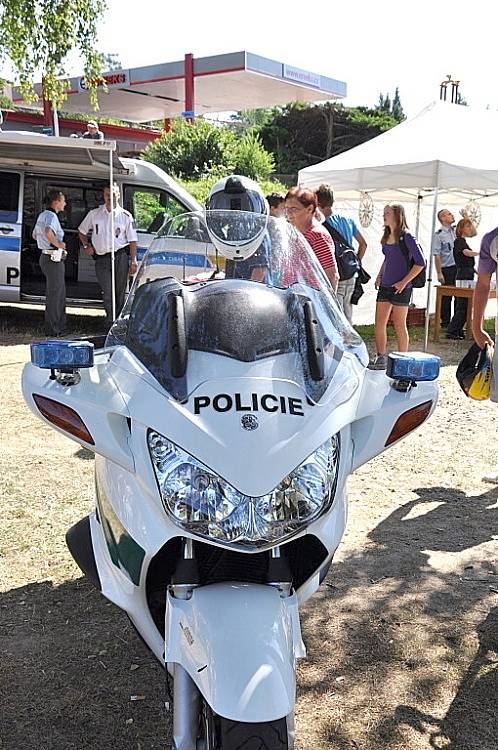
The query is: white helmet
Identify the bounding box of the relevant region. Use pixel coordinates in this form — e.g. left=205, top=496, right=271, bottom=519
left=205, top=175, right=269, bottom=261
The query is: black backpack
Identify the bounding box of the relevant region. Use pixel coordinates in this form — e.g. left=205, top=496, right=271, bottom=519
left=399, top=233, right=427, bottom=288
left=322, top=221, right=360, bottom=281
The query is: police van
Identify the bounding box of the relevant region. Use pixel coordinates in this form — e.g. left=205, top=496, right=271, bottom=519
left=0, top=131, right=204, bottom=306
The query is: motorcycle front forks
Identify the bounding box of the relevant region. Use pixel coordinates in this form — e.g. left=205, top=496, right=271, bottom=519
left=169, top=539, right=200, bottom=750
left=168, top=539, right=293, bottom=750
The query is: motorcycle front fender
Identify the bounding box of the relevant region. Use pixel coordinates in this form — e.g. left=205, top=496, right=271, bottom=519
left=164, top=582, right=306, bottom=723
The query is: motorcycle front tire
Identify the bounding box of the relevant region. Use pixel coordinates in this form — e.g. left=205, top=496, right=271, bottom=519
left=217, top=716, right=289, bottom=749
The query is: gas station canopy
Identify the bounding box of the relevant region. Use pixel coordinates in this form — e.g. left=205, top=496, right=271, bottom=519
left=12, top=51, right=347, bottom=123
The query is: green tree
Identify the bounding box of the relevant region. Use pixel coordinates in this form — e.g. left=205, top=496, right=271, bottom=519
left=99, top=51, right=122, bottom=72
left=232, top=131, right=274, bottom=181
left=378, top=89, right=405, bottom=121
left=230, top=108, right=274, bottom=130
left=257, top=102, right=399, bottom=174
left=378, top=92, right=394, bottom=113
left=0, top=84, right=12, bottom=109
left=391, top=87, right=405, bottom=122
left=142, top=118, right=237, bottom=178
left=0, top=0, right=105, bottom=107
left=178, top=175, right=287, bottom=206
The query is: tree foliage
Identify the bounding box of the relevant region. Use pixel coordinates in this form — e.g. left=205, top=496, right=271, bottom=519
left=99, top=51, right=121, bottom=72
left=178, top=175, right=287, bottom=206
left=230, top=108, right=274, bottom=130
left=142, top=118, right=275, bottom=182
left=147, top=98, right=404, bottom=181
left=378, top=88, right=405, bottom=122
left=0, top=0, right=106, bottom=107
left=256, top=102, right=400, bottom=174
left=143, top=118, right=236, bottom=178
left=231, top=131, right=274, bottom=180
left=391, top=87, right=405, bottom=122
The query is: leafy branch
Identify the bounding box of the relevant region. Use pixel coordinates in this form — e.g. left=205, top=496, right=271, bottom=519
left=0, top=0, right=106, bottom=108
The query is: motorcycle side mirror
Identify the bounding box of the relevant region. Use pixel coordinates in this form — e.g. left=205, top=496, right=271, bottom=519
left=31, top=340, right=94, bottom=385
left=387, top=352, right=440, bottom=392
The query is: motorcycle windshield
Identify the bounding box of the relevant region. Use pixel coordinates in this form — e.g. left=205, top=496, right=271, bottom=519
left=107, top=211, right=367, bottom=404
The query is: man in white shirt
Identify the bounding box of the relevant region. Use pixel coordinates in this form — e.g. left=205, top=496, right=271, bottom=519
left=78, top=184, right=138, bottom=326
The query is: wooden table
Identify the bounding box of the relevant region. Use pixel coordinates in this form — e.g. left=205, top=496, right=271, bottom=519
left=433, top=284, right=497, bottom=341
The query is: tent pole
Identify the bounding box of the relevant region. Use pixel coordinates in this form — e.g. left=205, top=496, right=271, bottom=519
left=109, top=150, right=116, bottom=323
left=424, top=184, right=440, bottom=351
left=415, top=194, right=423, bottom=239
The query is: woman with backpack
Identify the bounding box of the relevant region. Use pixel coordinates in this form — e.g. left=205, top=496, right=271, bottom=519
left=370, top=204, right=426, bottom=370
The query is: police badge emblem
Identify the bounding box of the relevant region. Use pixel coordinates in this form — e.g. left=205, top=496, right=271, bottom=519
left=241, top=414, right=259, bottom=431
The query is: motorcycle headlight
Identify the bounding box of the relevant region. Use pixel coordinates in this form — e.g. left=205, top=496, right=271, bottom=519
left=147, top=430, right=340, bottom=549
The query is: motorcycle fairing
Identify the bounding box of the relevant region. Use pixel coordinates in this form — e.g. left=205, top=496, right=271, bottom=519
left=22, top=355, right=135, bottom=472
left=89, top=510, right=167, bottom=661
left=164, top=582, right=306, bottom=723
left=351, top=374, right=438, bottom=471
left=95, top=470, right=145, bottom=586
left=107, top=346, right=363, bottom=498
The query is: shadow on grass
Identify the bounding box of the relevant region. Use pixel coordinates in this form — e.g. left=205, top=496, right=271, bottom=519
left=2, top=486, right=496, bottom=749
left=390, top=606, right=498, bottom=750
left=74, top=447, right=95, bottom=461
left=300, top=485, right=498, bottom=749
left=0, top=578, right=169, bottom=750
left=1, top=305, right=107, bottom=346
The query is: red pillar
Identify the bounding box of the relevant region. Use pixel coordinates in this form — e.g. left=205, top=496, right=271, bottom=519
left=42, top=77, right=52, bottom=129
left=184, top=53, right=194, bottom=122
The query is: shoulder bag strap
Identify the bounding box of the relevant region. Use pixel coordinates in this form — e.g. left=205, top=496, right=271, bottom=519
left=398, top=233, right=411, bottom=271
left=323, top=221, right=355, bottom=251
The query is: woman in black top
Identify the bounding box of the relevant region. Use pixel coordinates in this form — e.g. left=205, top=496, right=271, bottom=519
left=446, top=218, right=479, bottom=339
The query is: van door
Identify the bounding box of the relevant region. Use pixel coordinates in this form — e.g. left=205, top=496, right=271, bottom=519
left=21, top=176, right=105, bottom=303
left=0, top=170, right=23, bottom=301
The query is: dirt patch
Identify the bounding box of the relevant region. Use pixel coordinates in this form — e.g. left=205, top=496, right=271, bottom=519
left=1, top=308, right=496, bottom=750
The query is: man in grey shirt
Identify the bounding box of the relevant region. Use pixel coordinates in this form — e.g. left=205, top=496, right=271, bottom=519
left=433, top=208, right=456, bottom=327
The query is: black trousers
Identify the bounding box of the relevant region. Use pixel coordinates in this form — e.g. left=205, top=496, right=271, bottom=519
left=39, top=254, right=66, bottom=335
left=447, top=274, right=474, bottom=336
left=94, top=250, right=129, bottom=325
left=441, top=265, right=457, bottom=326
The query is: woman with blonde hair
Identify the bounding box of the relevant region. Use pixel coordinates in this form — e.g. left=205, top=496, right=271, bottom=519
left=371, top=204, right=426, bottom=369
left=446, top=217, right=479, bottom=339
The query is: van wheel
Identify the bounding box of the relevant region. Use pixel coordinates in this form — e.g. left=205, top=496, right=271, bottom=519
left=217, top=716, right=289, bottom=749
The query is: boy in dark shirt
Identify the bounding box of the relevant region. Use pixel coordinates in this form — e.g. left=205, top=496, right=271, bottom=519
left=446, top=218, right=479, bottom=339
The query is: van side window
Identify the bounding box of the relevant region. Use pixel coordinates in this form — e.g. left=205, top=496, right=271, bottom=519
left=0, top=172, right=21, bottom=222
left=124, top=186, right=186, bottom=234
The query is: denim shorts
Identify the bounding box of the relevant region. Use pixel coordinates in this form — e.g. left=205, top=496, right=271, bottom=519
left=376, top=285, right=412, bottom=306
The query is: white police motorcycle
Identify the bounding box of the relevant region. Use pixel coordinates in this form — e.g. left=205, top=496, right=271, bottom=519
left=22, top=183, right=440, bottom=749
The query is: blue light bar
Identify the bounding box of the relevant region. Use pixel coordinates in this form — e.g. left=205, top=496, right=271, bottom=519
left=30, top=341, right=94, bottom=370
left=387, top=352, right=440, bottom=382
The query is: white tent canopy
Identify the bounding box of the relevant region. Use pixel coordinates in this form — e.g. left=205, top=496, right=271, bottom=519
left=299, top=100, right=498, bottom=198
left=299, top=100, right=498, bottom=348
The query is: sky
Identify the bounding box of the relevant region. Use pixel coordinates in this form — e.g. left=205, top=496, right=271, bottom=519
left=89, top=0, right=498, bottom=118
